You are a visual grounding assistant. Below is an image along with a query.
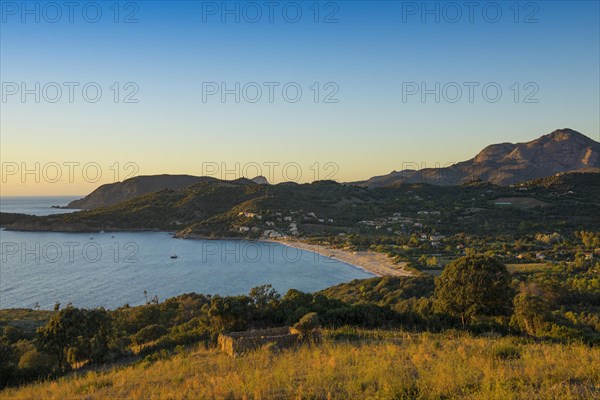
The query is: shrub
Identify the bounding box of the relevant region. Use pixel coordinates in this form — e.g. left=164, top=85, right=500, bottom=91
left=490, top=344, right=521, bottom=360
left=18, top=349, right=53, bottom=376
left=2, top=326, right=24, bottom=344
left=132, top=324, right=168, bottom=349
left=293, top=312, right=321, bottom=333
left=511, top=290, right=552, bottom=336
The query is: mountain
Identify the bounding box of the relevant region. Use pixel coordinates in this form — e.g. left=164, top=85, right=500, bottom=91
left=6, top=172, right=599, bottom=237
left=66, top=129, right=597, bottom=209
left=66, top=174, right=217, bottom=209
left=251, top=176, right=270, bottom=185
left=68, top=175, right=271, bottom=210
left=352, top=129, right=599, bottom=187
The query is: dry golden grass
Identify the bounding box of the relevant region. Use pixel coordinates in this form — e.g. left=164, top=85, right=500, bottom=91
left=2, top=330, right=599, bottom=400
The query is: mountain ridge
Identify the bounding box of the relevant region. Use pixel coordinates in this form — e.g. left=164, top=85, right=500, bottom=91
left=4, top=171, right=599, bottom=238
left=66, top=174, right=270, bottom=210
left=66, top=129, right=599, bottom=210
left=351, top=129, right=599, bottom=187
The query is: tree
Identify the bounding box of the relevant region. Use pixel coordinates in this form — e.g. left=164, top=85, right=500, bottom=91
left=433, top=255, right=513, bottom=327
left=36, top=307, right=113, bottom=369
left=79, top=308, right=112, bottom=364
left=512, top=291, right=551, bottom=336
left=249, top=284, right=280, bottom=308
left=249, top=285, right=280, bottom=321
left=427, top=256, right=439, bottom=267
left=208, top=295, right=252, bottom=332
left=510, top=282, right=553, bottom=336
left=175, top=295, right=207, bottom=324
left=37, top=306, right=83, bottom=370
left=0, top=343, right=17, bottom=387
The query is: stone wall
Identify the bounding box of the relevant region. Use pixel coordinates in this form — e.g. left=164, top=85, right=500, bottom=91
left=218, top=327, right=300, bottom=356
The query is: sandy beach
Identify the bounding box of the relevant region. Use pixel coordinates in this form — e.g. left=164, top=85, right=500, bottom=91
left=266, top=238, right=413, bottom=277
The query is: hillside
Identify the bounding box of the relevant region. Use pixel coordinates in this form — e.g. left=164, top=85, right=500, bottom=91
left=353, top=129, right=599, bottom=187
left=320, top=276, right=435, bottom=305
left=66, top=175, right=272, bottom=210
left=58, top=130, right=599, bottom=211
left=5, top=172, right=599, bottom=239
left=2, top=329, right=598, bottom=400
left=65, top=175, right=217, bottom=209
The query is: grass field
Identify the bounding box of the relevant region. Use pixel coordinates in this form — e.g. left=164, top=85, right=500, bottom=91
left=2, top=329, right=598, bottom=400
left=506, top=263, right=551, bottom=273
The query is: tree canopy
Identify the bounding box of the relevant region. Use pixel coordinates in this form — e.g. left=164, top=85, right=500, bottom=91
left=434, top=255, right=513, bottom=326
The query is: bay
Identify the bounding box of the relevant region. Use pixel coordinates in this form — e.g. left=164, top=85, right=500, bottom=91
left=0, top=230, right=373, bottom=310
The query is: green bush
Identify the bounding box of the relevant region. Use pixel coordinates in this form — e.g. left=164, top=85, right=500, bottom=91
left=18, top=349, right=53, bottom=376
left=132, top=324, right=168, bottom=349
left=490, top=344, right=521, bottom=360
left=293, top=312, right=321, bottom=333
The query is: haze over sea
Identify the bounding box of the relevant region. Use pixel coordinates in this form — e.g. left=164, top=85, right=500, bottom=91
left=0, top=197, right=373, bottom=310
left=0, top=196, right=81, bottom=216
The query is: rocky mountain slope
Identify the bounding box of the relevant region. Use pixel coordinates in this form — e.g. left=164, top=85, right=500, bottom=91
left=352, top=129, right=599, bottom=187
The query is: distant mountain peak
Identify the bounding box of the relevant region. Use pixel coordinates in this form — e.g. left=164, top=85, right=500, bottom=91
left=548, top=128, right=585, bottom=139
left=533, top=128, right=593, bottom=144
left=352, top=128, right=599, bottom=187
left=251, top=176, right=270, bottom=185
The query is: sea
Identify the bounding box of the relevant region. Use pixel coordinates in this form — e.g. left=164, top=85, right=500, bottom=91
left=0, top=196, right=373, bottom=310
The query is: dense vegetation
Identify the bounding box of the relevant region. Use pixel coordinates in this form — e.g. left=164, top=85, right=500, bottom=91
left=2, top=255, right=598, bottom=394
left=3, top=172, right=599, bottom=239
left=1, top=172, right=598, bottom=397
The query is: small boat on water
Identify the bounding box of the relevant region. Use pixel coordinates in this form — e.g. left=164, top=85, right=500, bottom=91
left=170, top=254, right=178, bottom=259
left=89, top=232, right=94, bottom=240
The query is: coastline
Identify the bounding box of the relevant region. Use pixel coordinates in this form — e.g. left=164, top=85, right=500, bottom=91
left=0, top=224, right=414, bottom=278
left=263, top=238, right=413, bottom=277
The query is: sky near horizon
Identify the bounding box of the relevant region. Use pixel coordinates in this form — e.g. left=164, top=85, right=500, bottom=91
left=1, top=0, right=599, bottom=195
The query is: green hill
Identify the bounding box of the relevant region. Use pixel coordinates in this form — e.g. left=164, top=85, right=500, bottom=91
left=4, top=173, right=599, bottom=239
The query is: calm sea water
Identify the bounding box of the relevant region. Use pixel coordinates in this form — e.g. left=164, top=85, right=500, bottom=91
left=0, top=198, right=373, bottom=310
left=0, top=196, right=82, bottom=216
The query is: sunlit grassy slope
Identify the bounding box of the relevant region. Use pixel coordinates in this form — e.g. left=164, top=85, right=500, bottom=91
left=2, top=329, right=598, bottom=400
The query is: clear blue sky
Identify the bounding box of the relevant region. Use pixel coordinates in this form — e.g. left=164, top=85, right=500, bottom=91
left=1, top=0, right=599, bottom=194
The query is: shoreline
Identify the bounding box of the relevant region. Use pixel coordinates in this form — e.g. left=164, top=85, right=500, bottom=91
left=1, top=227, right=414, bottom=277
left=263, top=238, right=413, bottom=277
left=178, top=234, right=412, bottom=277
